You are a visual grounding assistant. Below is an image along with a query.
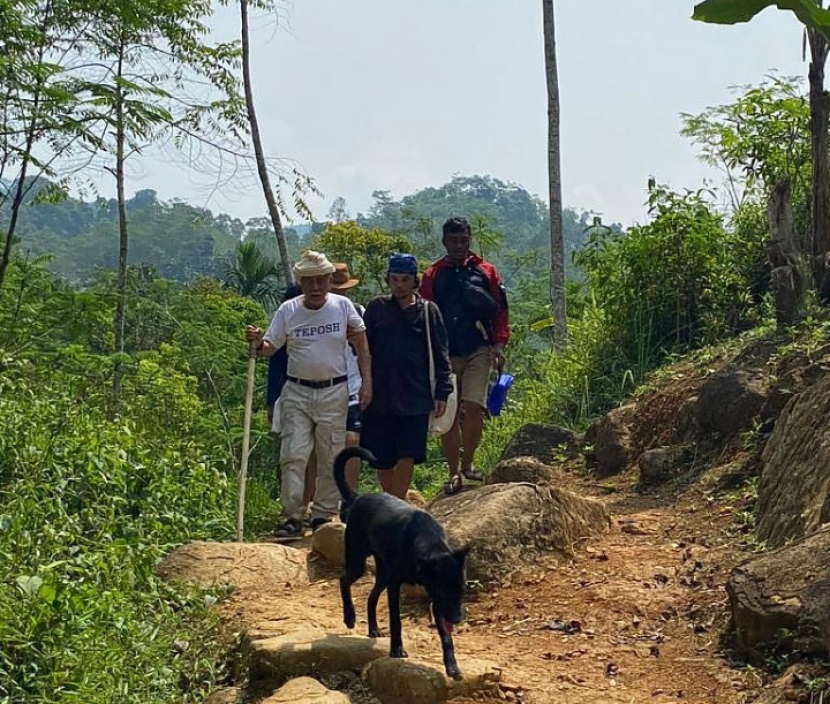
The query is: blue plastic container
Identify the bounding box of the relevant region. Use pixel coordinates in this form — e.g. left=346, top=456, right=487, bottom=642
left=487, top=372, right=514, bottom=416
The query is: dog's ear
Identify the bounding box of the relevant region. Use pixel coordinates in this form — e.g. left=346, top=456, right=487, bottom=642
left=453, top=545, right=471, bottom=564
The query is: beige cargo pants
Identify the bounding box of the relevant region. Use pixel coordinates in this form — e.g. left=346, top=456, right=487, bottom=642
left=278, top=381, right=348, bottom=521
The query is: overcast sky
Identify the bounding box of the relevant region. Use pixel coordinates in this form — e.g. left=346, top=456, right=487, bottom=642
left=130, top=1, right=806, bottom=227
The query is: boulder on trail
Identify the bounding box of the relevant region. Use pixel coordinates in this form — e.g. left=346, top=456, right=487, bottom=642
left=430, top=484, right=610, bottom=585
left=584, top=408, right=632, bottom=476
left=311, top=522, right=346, bottom=567
left=363, top=656, right=500, bottom=704
left=726, top=524, right=830, bottom=660
left=486, top=456, right=559, bottom=486
left=156, top=541, right=308, bottom=590
left=248, top=627, right=388, bottom=687
left=499, top=423, right=582, bottom=464
left=757, top=374, right=830, bottom=547
left=696, top=369, right=766, bottom=436
left=670, top=395, right=701, bottom=444
left=260, top=676, right=349, bottom=704
left=638, top=445, right=690, bottom=484
left=752, top=665, right=829, bottom=704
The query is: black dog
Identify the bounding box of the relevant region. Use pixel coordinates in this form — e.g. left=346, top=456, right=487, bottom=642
left=334, top=446, right=469, bottom=679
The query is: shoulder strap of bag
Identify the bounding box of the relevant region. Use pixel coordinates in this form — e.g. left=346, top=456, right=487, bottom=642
left=424, top=299, right=436, bottom=397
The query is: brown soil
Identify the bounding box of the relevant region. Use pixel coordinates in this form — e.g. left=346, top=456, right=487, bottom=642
left=220, top=449, right=766, bottom=704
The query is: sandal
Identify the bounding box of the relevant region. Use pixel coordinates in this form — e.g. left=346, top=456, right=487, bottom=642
left=461, top=467, right=484, bottom=482
left=273, top=518, right=304, bottom=540
left=310, top=517, right=331, bottom=532
left=444, top=475, right=463, bottom=496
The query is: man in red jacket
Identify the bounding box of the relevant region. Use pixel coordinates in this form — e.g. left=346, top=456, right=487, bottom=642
left=421, top=217, right=510, bottom=495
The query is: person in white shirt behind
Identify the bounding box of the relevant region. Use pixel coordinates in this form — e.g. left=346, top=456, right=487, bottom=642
left=300, top=262, right=365, bottom=516
left=325, top=263, right=365, bottom=491
left=246, top=251, right=372, bottom=538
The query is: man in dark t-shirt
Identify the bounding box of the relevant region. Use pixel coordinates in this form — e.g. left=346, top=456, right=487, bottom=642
left=361, top=254, right=453, bottom=499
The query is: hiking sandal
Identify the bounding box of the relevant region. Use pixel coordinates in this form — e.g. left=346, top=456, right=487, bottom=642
left=461, top=467, right=484, bottom=482
left=444, top=475, right=463, bottom=496
left=272, top=518, right=304, bottom=541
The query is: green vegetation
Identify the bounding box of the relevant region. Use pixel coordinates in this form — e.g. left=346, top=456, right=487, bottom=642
left=2, top=17, right=830, bottom=698
left=0, top=260, right=274, bottom=702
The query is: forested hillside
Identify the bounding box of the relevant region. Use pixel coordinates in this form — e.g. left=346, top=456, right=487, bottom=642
left=4, top=174, right=603, bottom=286
left=5, top=0, right=830, bottom=699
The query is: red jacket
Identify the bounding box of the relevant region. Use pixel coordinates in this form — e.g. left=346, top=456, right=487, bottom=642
left=421, top=253, right=510, bottom=355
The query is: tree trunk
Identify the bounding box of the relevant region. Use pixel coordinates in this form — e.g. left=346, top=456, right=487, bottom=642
left=808, top=27, right=830, bottom=290
left=543, top=0, right=567, bottom=347
left=0, top=1, right=51, bottom=291
left=0, top=158, right=31, bottom=291
left=767, top=178, right=810, bottom=327
left=112, top=40, right=128, bottom=414
left=240, top=0, right=293, bottom=285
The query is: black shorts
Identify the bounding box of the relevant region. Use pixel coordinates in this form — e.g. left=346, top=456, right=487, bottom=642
left=360, top=410, right=430, bottom=470
left=347, top=403, right=362, bottom=434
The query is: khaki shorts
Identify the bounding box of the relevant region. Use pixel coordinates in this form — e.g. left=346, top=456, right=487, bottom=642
left=451, top=346, right=493, bottom=409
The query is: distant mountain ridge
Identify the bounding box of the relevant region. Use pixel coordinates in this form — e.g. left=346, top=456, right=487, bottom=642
left=2, top=175, right=619, bottom=284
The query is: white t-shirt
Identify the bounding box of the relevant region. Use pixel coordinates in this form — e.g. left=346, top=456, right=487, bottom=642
left=264, top=293, right=365, bottom=381
left=346, top=303, right=365, bottom=399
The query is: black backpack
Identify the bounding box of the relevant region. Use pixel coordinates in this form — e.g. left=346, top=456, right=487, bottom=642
left=462, top=277, right=500, bottom=320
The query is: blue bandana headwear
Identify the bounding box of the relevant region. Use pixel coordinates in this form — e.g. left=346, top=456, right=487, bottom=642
left=387, top=253, right=418, bottom=276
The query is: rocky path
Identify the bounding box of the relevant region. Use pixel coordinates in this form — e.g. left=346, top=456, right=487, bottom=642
left=184, top=458, right=759, bottom=704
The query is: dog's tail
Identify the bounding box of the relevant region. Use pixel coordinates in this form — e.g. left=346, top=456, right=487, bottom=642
left=334, top=446, right=378, bottom=507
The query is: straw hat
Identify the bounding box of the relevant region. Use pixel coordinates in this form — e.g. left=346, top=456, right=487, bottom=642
left=330, top=262, right=360, bottom=291
left=293, top=250, right=336, bottom=279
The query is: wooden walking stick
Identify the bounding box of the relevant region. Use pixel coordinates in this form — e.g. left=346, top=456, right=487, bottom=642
left=237, top=339, right=258, bottom=542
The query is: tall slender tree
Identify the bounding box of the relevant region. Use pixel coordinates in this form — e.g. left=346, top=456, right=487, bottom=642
left=112, top=34, right=130, bottom=409
left=78, top=0, right=245, bottom=410
left=0, top=0, right=104, bottom=290
left=693, top=0, right=830, bottom=287
left=807, top=21, right=830, bottom=282
left=239, top=0, right=294, bottom=285
left=543, top=0, right=567, bottom=346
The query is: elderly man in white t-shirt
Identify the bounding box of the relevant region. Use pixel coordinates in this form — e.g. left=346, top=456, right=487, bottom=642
left=246, top=251, right=372, bottom=538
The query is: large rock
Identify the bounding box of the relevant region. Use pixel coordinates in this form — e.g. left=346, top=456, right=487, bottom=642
left=638, top=445, right=689, bottom=484
left=499, top=423, right=581, bottom=464
left=363, top=656, right=500, bottom=704
left=752, top=666, right=829, bottom=704
left=727, top=525, right=830, bottom=660
left=430, top=484, right=610, bottom=585
left=156, top=541, right=308, bottom=590
left=260, top=677, right=350, bottom=704
left=584, top=409, right=632, bottom=476
left=758, top=375, right=830, bottom=547
left=670, top=396, right=700, bottom=444
left=696, top=369, right=766, bottom=436
left=248, top=627, right=388, bottom=687
left=486, top=456, right=558, bottom=486
left=312, top=522, right=345, bottom=567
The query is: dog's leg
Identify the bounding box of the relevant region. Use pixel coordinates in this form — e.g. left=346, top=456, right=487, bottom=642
left=340, top=539, right=366, bottom=630
left=437, top=627, right=462, bottom=680
left=339, top=574, right=358, bottom=630
left=366, top=561, right=387, bottom=638
left=387, top=581, right=408, bottom=658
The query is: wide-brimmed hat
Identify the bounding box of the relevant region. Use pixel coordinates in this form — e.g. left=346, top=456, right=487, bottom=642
left=331, top=262, right=360, bottom=291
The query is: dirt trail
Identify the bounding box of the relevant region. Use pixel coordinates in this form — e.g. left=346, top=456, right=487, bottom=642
left=222, top=460, right=759, bottom=704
